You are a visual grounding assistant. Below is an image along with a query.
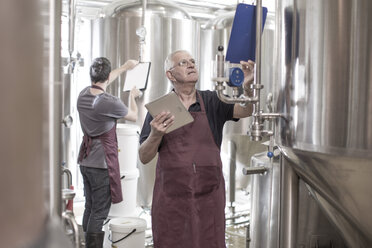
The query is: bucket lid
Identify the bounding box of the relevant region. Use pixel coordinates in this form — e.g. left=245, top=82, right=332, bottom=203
left=109, top=217, right=147, bottom=233
left=116, top=124, right=140, bottom=136
left=120, top=169, right=139, bottom=180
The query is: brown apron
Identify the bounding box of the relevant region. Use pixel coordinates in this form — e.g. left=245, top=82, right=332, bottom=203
left=78, top=124, right=123, bottom=204
left=152, top=91, right=226, bottom=248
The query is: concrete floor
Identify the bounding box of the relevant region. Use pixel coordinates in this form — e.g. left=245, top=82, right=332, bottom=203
left=142, top=189, right=250, bottom=248
left=73, top=189, right=250, bottom=248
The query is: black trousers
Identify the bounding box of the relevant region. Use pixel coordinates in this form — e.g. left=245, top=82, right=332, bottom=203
left=80, top=166, right=111, bottom=233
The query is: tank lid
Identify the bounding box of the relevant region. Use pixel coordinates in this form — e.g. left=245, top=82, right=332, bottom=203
left=100, top=0, right=192, bottom=20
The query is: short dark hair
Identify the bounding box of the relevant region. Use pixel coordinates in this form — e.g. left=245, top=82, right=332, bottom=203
left=90, top=57, right=111, bottom=83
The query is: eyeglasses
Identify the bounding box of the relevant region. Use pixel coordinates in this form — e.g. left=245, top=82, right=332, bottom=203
left=169, top=59, right=196, bottom=70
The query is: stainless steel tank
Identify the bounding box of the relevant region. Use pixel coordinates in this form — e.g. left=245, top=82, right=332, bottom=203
left=249, top=152, right=281, bottom=248
left=91, top=0, right=200, bottom=208
left=274, top=0, right=372, bottom=247
left=199, top=11, right=276, bottom=191
left=249, top=153, right=347, bottom=248
left=1, top=0, right=74, bottom=247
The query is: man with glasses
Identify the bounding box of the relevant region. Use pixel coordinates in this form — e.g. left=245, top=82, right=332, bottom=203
left=139, top=50, right=254, bottom=248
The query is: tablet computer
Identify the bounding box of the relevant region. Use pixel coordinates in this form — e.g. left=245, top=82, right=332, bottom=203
left=145, top=92, right=194, bottom=133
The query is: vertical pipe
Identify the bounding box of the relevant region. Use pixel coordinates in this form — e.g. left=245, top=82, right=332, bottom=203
left=62, top=74, right=72, bottom=171
left=279, top=156, right=299, bottom=248
left=138, top=0, right=147, bottom=62
left=68, top=0, right=76, bottom=57
left=228, top=140, right=237, bottom=207
left=141, top=0, right=147, bottom=26
left=63, top=0, right=75, bottom=182
left=253, top=0, right=263, bottom=113
left=255, top=0, right=263, bottom=85
left=248, top=0, right=264, bottom=142
left=49, top=0, right=63, bottom=218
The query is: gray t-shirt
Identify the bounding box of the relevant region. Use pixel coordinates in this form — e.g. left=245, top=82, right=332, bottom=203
left=77, top=86, right=128, bottom=168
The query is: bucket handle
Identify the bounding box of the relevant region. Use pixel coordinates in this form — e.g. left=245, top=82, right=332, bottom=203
left=103, top=218, right=111, bottom=226
left=109, top=228, right=137, bottom=244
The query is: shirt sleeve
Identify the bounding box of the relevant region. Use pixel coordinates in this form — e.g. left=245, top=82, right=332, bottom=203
left=99, top=94, right=128, bottom=119
left=139, top=112, right=153, bottom=144
left=214, top=92, right=236, bottom=121
left=203, top=90, right=236, bottom=122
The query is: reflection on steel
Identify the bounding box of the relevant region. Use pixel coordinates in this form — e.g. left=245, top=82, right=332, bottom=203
left=275, top=0, right=372, bottom=246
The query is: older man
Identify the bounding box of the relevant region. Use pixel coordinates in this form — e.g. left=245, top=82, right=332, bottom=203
left=139, top=50, right=254, bottom=248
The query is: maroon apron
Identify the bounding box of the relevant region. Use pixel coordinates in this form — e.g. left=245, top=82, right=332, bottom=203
left=78, top=124, right=123, bottom=204
left=152, top=91, right=226, bottom=248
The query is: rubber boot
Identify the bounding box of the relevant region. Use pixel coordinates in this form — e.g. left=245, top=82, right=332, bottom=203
left=85, top=231, right=104, bottom=248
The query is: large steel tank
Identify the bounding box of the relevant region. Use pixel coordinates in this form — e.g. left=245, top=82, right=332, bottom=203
left=274, top=0, right=372, bottom=247
left=91, top=0, right=200, bottom=208
left=199, top=11, right=276, bottom=190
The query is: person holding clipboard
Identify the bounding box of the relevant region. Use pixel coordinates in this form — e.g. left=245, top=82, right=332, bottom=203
left=77, top=57, right=141, bottom=248
left=139, top=50, right=255, bottom=248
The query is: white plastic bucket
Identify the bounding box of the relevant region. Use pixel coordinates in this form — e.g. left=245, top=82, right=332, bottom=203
left=103, top=218, right=112, bottom=248
left=109, top=169, right=139, bottom=217
left=116, top=124, right=140, bottom=173
left=109, top=217, right=147, bottom=248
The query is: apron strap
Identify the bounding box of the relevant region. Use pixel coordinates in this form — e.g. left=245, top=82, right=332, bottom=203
left=78, top=134, right=93, bottom=163
left=196, top=91, right=206, bottom=112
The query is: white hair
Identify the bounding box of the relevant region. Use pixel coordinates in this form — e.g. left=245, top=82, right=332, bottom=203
left=164, top=50, right=192, bottom=72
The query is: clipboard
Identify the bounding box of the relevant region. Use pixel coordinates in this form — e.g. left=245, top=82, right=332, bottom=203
left=145, top=92, right=194, bottom=133
left=123, top=62, right=151, bottom=91
left=226, top=3, right=268, bottom=63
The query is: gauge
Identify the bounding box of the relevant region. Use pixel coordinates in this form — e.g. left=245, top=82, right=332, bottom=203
left=136, top=26, right=147, bottom=39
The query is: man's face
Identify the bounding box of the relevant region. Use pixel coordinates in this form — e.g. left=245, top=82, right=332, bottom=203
left=168, top=51, right=199, bottom=84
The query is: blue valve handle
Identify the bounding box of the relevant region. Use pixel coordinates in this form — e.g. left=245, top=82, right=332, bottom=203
left=228, top=67, right=244, bottom=87
left=267, top=151, right=274, bottom=158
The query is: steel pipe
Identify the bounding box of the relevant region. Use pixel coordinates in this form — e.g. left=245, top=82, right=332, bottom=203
left=68, top=0, right=76, bottom=56
left=242, top=166, right=268, bottom=175
left=62, top=211, right=80, bottom=248
left=216, top=86, right=259, bottom=104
